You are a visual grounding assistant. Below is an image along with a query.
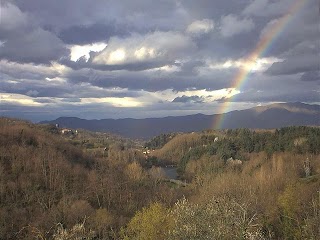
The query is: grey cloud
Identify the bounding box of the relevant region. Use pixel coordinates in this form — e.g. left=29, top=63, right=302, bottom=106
left=282, top=40, right=319, bottom=59
left=0, top=2, right=69, bottom=64
left=0, top=0, right=291, bottom=65
left=59, top=23, right=129, bottom=45
left=67, top=86, right=144, bottom=98
left=0, top=2, right=31, bottom=42
left=0, top=81, right=73, bottom=98
left=0, top=0, right=318, bottom=121
left=235, top=72, right=318, bottom=94
left=65, top=65, right=235, bottom=92
left=61, top=58, right=175, bottom=72
left=220, top=14, right=255, bottom=37
left=259, top=0, right=319, bottom=58
left=60, top=98, right=82, bottom=103
left=265, top=55, right=319, bottom=76
left=26, top=90, right=39, bottom=97
left=214, top=70, right=319, bottom=105
left=186, top=19, right=215, bottom=37
left=0, top=2, right=29, bottom=32
left=177, top=60, right=205, bottom=76
left=0, top=63, right=147, bottom=99
left=0, top=28, right=69, bottom=64
left=242, top=0, right=268, bottom=16
left=0, top=61, right=60, bottom=80
left=0, top=2, right=68, bottom=64
left=300, top=71, right=320, bottom=82
left=60, top=31, right=197, bottom=72
left=219, top=89, right=320, bottom=103
left=13, top=0, right=108, bottom=30
left=172, top=95, right=204, bottom=103
left=0, top=75, right=143, bottom=99
left=33, top=98, right=57, bottom=104
left=13, top=0, right=188, bottom=32
left=242, top=0, right=292, bottom=17
left=181, top=0, right=246, bottom=20
left=91, top=31, right=196, bottom=68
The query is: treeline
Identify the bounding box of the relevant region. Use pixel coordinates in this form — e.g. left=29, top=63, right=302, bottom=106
left=222, top=127, right=320, bottom=156
left=151, top=127, right=320, bottom=175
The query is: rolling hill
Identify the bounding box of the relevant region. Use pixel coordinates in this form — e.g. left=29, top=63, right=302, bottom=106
left=41, top=102, right=320, bottom=139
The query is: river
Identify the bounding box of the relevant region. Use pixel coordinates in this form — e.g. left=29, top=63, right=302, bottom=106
left=161, top=166, right=178, bottom=180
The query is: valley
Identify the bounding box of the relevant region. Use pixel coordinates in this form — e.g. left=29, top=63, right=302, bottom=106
left=0, top=117, right=319, bottom=239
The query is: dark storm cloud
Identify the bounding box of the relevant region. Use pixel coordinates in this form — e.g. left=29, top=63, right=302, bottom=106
left=59, top=23, right=129, bottom=45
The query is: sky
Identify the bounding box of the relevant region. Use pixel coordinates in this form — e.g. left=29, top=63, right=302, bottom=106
left=0, top=0, right=319, bottom=122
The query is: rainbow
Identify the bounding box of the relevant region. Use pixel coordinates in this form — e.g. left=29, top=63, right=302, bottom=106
left=212, top=0, right=308, bottom=129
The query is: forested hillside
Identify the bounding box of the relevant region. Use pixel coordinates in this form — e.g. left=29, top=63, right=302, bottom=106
left=1, top=118, right=319, bottom=239
left=0, top=118, right=187, bottom=239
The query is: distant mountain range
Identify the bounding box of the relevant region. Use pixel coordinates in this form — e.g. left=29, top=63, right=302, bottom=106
left=41, top=102, right=320, bottom=139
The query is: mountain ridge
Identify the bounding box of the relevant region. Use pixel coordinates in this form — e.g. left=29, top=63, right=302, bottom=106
left=41, top=102, right=320, bottom=139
